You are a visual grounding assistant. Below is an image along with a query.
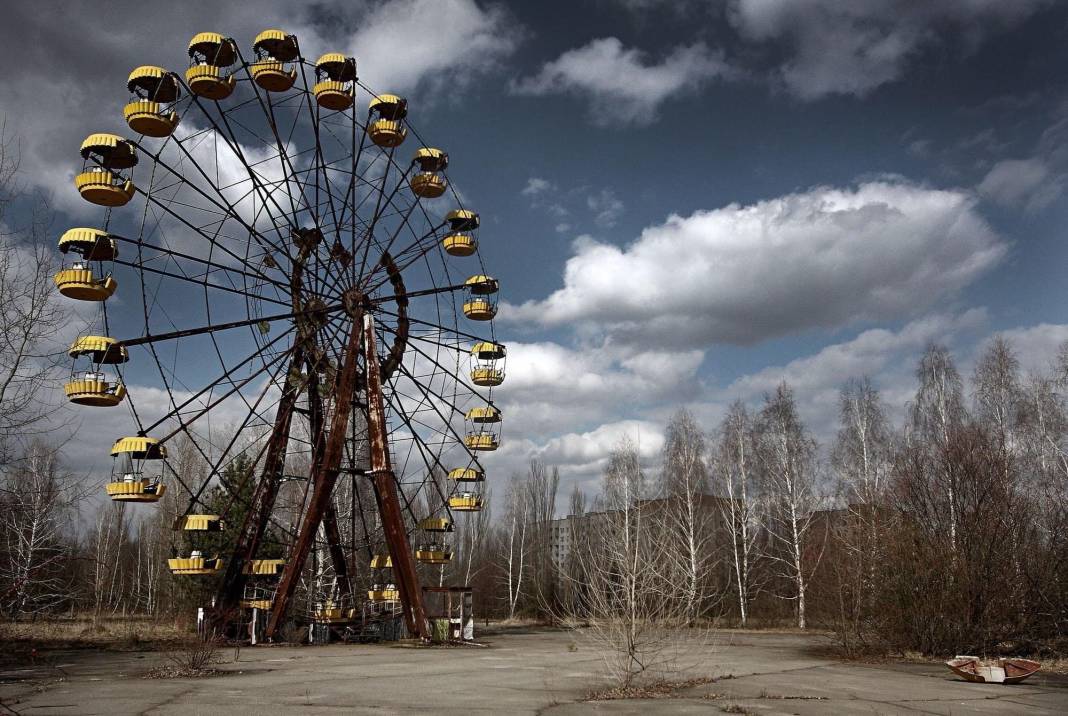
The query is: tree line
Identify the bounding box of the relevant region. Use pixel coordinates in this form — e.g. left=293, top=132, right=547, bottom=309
left=466, top=338, right=1068, bottom=662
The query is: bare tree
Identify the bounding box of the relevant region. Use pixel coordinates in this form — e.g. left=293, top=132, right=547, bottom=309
left=501, top=472, right=528, bottom=619
left=973, top=336, right=1022, bottom=447
left=757, top=383, right=821, bottom=630
left=715, top=401, right=762, bottom=627
left=829, top=378, right=893, bottom=650
left=0, top=121, right=69, bottom=464
left=563, top=438, right=703, bottom=687
left=0, top=441, right=86, bottom=617
left=908, top=344, right=965, bottom=550
left=524, top=460, right=559, bottom=614
left=660, top=408, right=717, bottom=622
left=454, top=488, right=491, bottom=587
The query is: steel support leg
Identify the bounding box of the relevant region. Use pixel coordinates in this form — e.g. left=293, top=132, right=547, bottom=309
left=266, top=307, right=364, bottom=639
left=363, top=314, right=430, bottom=640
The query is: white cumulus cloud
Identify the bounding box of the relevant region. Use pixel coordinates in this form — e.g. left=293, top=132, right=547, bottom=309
left=728, top=0, right=1052, bottom=100
left=503, top=180, right=1006, bottom=347
left=978, top=157, right=1061, bottom=211
left=512, top=37, right=736, bottom=126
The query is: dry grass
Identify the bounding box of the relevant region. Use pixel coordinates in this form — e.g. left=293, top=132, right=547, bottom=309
left=0, top=615, right=194, bottom=665
left=585, top=676, right=718, bottom=701
left=143, top=637, right=227, bottom=679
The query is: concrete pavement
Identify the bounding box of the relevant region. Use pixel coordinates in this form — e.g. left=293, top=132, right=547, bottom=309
left=1, top=628, right=1065, bottom=714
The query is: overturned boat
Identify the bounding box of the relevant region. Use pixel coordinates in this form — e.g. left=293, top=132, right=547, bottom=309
left=946, top=656, right=1040, bottom=684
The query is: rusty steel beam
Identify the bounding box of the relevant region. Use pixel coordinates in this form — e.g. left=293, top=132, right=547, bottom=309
left=266, top=305, right=364, bottom=640
left=214, top=347, right=304, bottom=622
left=306, top=368, right=352, bottom=601
left=363, top=313, right=430, bottom=641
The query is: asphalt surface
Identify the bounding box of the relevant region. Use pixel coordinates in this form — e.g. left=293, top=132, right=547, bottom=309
left=1, top=627, right=1066, bottom=714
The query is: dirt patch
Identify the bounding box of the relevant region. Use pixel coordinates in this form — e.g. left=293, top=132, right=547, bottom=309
left=585, top=676, right=719, bottom=701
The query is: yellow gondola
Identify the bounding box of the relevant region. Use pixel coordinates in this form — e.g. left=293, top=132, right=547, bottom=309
left=54, top=265, right=117, bottom=301
left=464, top=432, right=498, bottom=451
left=465, top=405, right=501, bottom=423
left=446, top=209, right=479, bottom=232
left=186, top=64, right=236, bottom=99
left=462, top=274, right=498, bottom=320
left=81, top=133, right=138, bottom=169
left=75, top=168, right=135, bottom=207
left=470, top=341, right=506, bottom=387
left=243, top=558, right=286, bottom=576
left=251, top=29, right=298, bottom=92
left=106, top=435, right=166, bottom=502
left=65, top=337, right=127, bottom=407
left=125, top=66, right=180, bottom=137
left=169, top=552, right=224, bottom=575
left=174, top=514, right=224, bottom=531
left=449, top=493, right=484, bottom=511
left=186, top=32, right=237, bottom=99
left=447, top=467, right=485, bottom=482
left=370, top=554, right=393, bottom=569
left=443, top=232, right=477, bottom=256
left=241, top=598, right=273, bottom=610
left=418, top=517, right=453, bottom=532
left=313, top=53, right=356, bottom=111
left=58, top=227, right=118, bottom=261
left=314, top=601, right=357, bottom=622
left=105, top=481, right=165, bottom=502
left=415, top=545, right=452, bottom=565
left=368, top=585, right=400, bottom=602
left=367, top=94, right=408, bottom=147
left=443, top=208, right=480, bottom=256
left=77, top=134, right=137, bottom=207
left=410, top=147, right=448, bottom=198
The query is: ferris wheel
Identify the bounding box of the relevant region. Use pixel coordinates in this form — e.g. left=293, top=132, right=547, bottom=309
left=55, top=29, right=507, bottom=641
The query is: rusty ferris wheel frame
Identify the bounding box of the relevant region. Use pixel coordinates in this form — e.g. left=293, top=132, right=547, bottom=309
left=58, top=29, right=505, bottom=641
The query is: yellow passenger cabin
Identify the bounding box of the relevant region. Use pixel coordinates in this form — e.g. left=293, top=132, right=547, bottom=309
left=54, top=264, right=117, bottom=301
left=410, top=147, right=448, bottom=198
left=240, top=598, right=273, bottom=610
left=449, top=492, right=484, bottom=511
left=186, top=32, right=238, bottom=99
left=470, top=341, right=506, bottom=386
left=367, top=584, right=400, bottom=602
left=367, top=94, right=408, bottom=147
left=169, top=551, right=223, bottom=575
left=465, top=405, right=501, bottom=424
left=243, top=559, right=286, bottom=576
left=419, top=517, right=453, bottom=532
left=370, top=554, right=393, bottom=569
left=462, top=275, right=498, bottom=320
left=448, top=467, right=485, bottom=482
left=415, top=544, right=453, bottom=565
left=443, top=208, right=479, bottom=256
left=76, top=134, right=137, bottom=207
left=251, top=29, right=298, bottom=92
left=65, top=336, right=127, bottom=407
left=313, top=53, right=356, bottom=110
left=464, top=432, right=499, bottom=451
left=314, top=600, right=357, bottom=622
left=106, top=436, right=166, bottom=502
left=174, top=514, right=224, bottom=531
left=58, top=227, right=118, bottom=262
left=125, top=66, right=181, bottom=137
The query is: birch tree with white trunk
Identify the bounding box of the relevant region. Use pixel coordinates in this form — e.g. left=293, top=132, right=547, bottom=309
left=715, top=401, right=762, bottom=627
left=660, top=408, right=716, bottom=622
left=908, top=344, right=965, bottom=551
left=757, top=383, right=821, bottom=630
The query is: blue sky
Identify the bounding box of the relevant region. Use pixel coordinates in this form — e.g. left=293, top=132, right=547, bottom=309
left=3, top=0, right=1068, bottom=498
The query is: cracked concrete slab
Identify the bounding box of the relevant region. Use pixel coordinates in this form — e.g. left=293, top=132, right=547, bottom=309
left=1, top=629, right=1064, bottom=715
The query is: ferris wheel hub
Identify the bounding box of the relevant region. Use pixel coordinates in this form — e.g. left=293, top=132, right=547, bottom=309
left=342, top=287, right=366, bottom=318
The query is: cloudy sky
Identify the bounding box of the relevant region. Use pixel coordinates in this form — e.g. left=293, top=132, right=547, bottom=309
left=4, top=0, right=1068, bottom=499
